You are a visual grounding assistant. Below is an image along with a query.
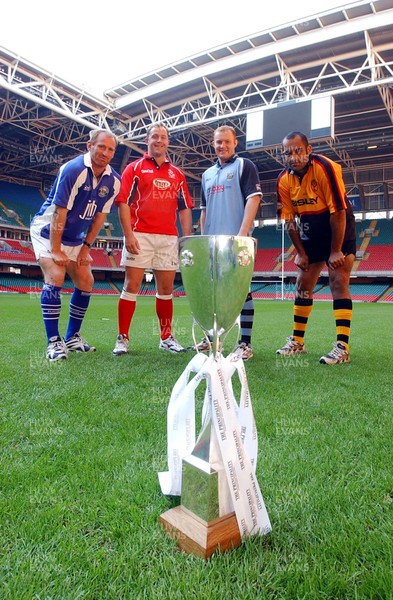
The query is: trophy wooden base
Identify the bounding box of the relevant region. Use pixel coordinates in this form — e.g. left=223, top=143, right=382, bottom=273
left=160, top=505, right=241, bottom=559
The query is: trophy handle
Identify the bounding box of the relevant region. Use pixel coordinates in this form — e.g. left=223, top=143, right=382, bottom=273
left=220, top=317, right=241, bottom=356
left=190, top=319, right=208, bottom=353
left=190, top=317, right=241, bottom=358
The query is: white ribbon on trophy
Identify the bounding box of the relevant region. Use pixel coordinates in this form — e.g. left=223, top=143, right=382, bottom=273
left=158, top=352, right=208, bottom=497
left=206, top=354, right=271, bottom=535
left=158, top=350, right=271, bottom=536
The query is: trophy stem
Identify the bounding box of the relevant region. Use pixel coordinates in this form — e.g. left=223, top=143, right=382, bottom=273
left=212, top=314, right=220, bottom=358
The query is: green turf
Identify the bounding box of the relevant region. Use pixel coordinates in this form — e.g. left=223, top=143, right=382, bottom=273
left=0, top=294, right=392, bottom=599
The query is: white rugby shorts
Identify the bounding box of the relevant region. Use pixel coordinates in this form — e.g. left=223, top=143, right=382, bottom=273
left=121, top=232, right=179, bottom=270
left=30, top=225, right=83, bottom=261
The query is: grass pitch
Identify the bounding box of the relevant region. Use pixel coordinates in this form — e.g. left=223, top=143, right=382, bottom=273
left=0, top=294, right=392, bottom=599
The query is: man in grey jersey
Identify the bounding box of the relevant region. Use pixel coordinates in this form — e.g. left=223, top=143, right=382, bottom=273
left=193, top=125, right=262, bottom=360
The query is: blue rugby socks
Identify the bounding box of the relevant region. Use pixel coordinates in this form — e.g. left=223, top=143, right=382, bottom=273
left=41, top=283, right=62, bottom=342
left=65, top=288, right=92, bottom=341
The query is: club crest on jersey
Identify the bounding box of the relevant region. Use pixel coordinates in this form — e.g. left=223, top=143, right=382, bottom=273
left=153, top=178, right=171, bottom=190
left=311, top=179, right=318, bottom=193
left=98, top=186, right=109, bottom=197
left=226, top=171, right=234, bottom=180
left=167, top=169, right=176, bottom=179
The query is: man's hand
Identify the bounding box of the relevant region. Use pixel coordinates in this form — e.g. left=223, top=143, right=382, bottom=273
left=328, top=250, right=345, bottom=270
left=125, top=232, right=140, bottom=255
left=51, top=249, right=69, bottom=266
left=294, top=253, right=309, bottom=272
left=77, top=246, right=93, bottom=267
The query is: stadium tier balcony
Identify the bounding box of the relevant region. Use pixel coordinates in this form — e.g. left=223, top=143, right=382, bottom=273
left=0, top=239, right=36, bottom=263
left=355, top=245, right=393, bottom=275
left=89, top=248, right=114, bottom=269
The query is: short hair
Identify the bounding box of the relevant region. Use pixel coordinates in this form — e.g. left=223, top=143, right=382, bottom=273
left=283, top=131, right=309, bottom=146
left=214, top=125, right=237, bottom=140
left=89, top=129, right=118, bottom=146
left=146, top=123, right=170, bottom=138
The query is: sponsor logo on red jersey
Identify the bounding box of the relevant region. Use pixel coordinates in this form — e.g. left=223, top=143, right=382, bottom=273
left=153, top=178, right=171, bottom=190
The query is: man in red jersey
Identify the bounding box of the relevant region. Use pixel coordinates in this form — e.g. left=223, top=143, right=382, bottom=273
left=113, top=124, right=193, bottom=355
left=276, top=131, right=356, bottom=364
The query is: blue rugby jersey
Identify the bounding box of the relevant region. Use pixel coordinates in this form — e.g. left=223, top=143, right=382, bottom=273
left=31, top=153, right=121, bottom=246
left=201, top=155, right=262, bottom=235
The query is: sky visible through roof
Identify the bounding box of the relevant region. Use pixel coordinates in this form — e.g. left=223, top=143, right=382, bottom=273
left=2, top=0, right=348, bottom=98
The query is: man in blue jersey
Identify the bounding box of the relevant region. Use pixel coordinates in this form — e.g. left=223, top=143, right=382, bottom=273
left=30, top=129, right=121, bottom=362
left=192, top=125, right=262, bottom=360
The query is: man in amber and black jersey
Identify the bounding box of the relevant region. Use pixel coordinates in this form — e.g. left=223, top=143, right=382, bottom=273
left=276, top=131, right=356, bottom=364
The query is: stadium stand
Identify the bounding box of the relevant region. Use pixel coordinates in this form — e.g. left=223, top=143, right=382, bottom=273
left=0, top=181, right=392, bottom=301
left=252, top=282, right=325, bottom=300
left=254, top=220, right=393, bottom=279
left=0, top=181, right=124, bottom=236
left=0, top=274, right=120, bottom=295
left=0, top=239, right=36, bottom=263
left=255, top=249, right=284, bottom=273
left=0, top=275, right=41, bottom=294
left=91, top=281, right=119, bottom=294
left=173, top=283, right=186, bottom=297
left=137, top=281, right=155, bottom=295
left=380, top=287, right=393, bottom=302
left=252, top=283, right=287, bottom=300
left=253, top=225, right=291, bottom=273
left=359, top=218, right=393, bottom=244
left=313, top=282, right=389, bottom=302
left=0, top=182, right=44, bottom=227
left=355, top=245, right=393, bottom=273
left=89, top=248, right=114, bottom=269
left=352, top=218, right=393, bottom=275
left=100, top=210, right=123, bottom=238
left=110, top=250, right=123, bottom=269
left=253, top=226, right=281, bottom=249
left=0, top=240, right=122, bottom=271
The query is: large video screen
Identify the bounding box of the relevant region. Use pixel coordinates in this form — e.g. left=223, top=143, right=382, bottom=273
left=246, top=96, right=334, bottom=150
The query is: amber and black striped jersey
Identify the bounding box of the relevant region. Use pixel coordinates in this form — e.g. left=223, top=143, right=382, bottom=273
left=277, top=153, right=348, bottom=218
left=276, top=153, right=355, bottom=244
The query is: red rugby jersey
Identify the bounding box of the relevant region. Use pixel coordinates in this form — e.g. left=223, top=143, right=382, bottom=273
left=115, top=153, right=194, bottom=235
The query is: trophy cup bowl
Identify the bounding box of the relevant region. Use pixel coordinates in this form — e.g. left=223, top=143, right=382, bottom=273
left=179, top=235, right=256, bottom=353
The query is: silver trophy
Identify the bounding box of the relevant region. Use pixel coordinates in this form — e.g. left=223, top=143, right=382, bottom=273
left=179, top=235, right=256, bottom=519
left=180, top=235, right=256, bottom=356
left=160, top=235, right=269, bottom=558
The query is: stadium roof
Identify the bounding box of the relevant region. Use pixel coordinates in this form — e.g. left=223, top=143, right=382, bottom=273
left=1, top=0, right=392, bottom=216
